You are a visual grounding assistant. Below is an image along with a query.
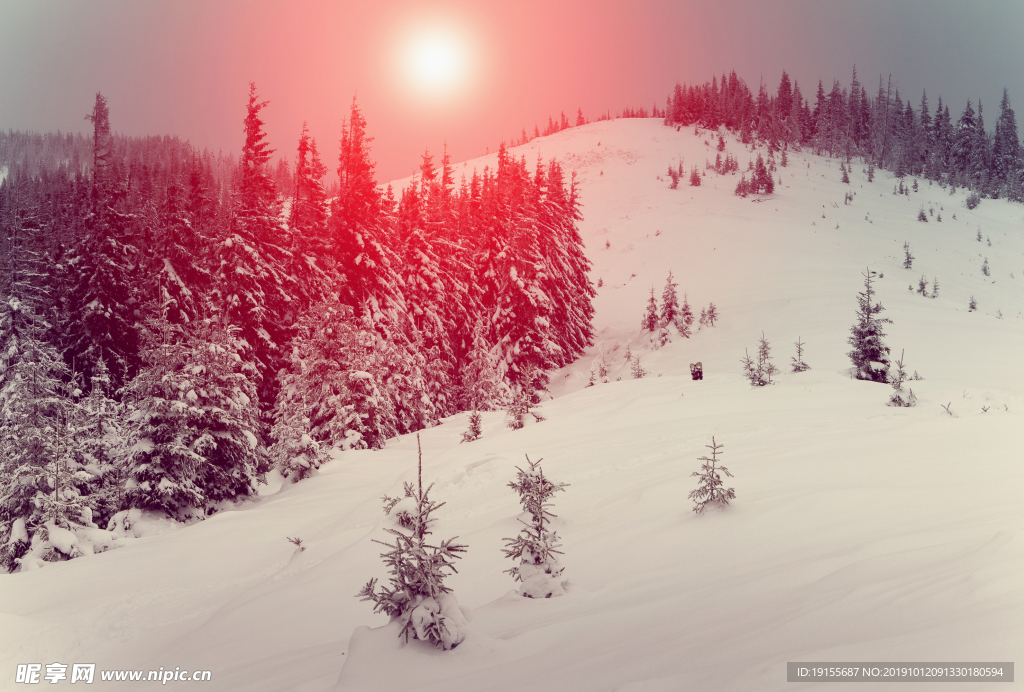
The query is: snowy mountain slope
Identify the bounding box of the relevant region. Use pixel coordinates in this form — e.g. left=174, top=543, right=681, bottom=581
left=2, top=119, right=1022, bottom=692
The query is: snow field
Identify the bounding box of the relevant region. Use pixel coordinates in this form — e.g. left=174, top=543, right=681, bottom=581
left=2, top=119, right=1022, bottom=691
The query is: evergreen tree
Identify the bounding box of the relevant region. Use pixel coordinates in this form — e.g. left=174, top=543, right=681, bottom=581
left=122, top=314, right=265, bottom=520
left=70, top=356, right=126, bottom=528
left=271, top=297, right=406, bottom=457
left=688, top=437, right=734, bottom=514
left=357, top=436, right=468, bottom=650
left=502, top=455, right=568, bottom=598
left=887, top=349, right=917, bottom=407
left=215, top=84, right=299, bottom=407
left=847, top=268, right=892, bottom=382
left=289, top=122, right=330, bottom=249
left=460, top=410, right=483, bottom=443
left=0, top=297, right=76, bottom=571
left=993, top=88, right=1020, bottom=187
left=951, top=100, right=978, bottom=182
left=330, top=97, right=401, bottom=323
left=641, top=286, right=659, bottom=331
left=660, top=270, right=681, bottom=330
left=67, top=93, right=141, bottom=391
left=457, top=320, right=512, bottom=413
left=791, top=337, right=810, bottom=372
left=680, top=292, right=694, bottom=328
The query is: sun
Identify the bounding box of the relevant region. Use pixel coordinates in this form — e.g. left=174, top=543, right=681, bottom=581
left=404, top=30, right=467, bottom=95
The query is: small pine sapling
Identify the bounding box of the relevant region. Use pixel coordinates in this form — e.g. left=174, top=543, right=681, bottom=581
left=741, top=348, right=759, bottom=386
left=931, top=277, right=939, bottom=298
left=917, top=275, right=928, bottom=296
left=903, top=241, right=914, bottom=269
left=357, top=435, right=468, bottom=650
left=887, top=350, right=917, bottom=407
left=503, top=455, right=569, bottom=598
left=841, top=162, right=850, bottom=184
left=461, top=410, right=483, bottom=443
left=791, top=337, right=810, bottom=372
left=968, top=296, right=977, bottom=312
left=630, top=355, right=647, bottom=379
left=982, top=258, right=990, bottom=276
left=757, top=332, right=779, bottom=385
left=688, top=437, right=735, bottom=514
left=704, top=303, right=718, bottom=327
left=689, top=166, right=702, bottom=186
left=917, top=208, right=928, bottom=222
left=506, top=391, right=531, bottom=430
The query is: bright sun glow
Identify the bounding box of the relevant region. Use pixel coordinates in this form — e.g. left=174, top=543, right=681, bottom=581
left=406, top=32, right=466, bottom=94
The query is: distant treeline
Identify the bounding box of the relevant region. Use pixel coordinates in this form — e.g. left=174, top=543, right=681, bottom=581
left=662, top=69, right=1023, bottom=201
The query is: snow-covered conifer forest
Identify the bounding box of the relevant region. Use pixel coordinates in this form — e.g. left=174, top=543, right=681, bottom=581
left=1, top=69, right=1022, bottom=690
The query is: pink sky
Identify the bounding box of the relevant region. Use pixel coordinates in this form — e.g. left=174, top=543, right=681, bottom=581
left=2, top=0, right=1023, bottom=181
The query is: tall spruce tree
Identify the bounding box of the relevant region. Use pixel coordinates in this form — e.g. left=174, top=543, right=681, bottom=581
left=214, top=83, right=298, bottom=408
left=993, top=89, right=1020, bottom=187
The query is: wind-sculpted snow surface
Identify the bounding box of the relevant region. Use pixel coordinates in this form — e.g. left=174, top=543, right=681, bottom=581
left=2, top=119, right=1023, bottom=691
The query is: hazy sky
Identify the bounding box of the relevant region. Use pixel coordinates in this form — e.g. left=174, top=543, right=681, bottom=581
left=2, top=0, right=1023, bottom=182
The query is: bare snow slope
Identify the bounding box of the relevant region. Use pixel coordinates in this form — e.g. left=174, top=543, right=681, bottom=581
left=2, top=119, right=1022, bottom=692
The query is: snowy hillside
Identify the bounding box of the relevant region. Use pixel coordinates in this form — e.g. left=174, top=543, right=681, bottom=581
left=3, top=119, right=1022, bottom=691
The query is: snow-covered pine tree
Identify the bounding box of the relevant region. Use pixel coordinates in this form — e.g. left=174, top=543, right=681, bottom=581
left=0, top=297, right=80, bottom=571
left=791, top=337, right=810, bottom=372
left=699, top=302, right=719, bottom=328
left=740, top=348, right=758, bottom=386
left=660, top=270, right=681, bottom=331
left=357, top=435, right=468, bottom=649
left=460, top=410, right=483, bottom=443
left=689, top=436, right=735, bottom=514
left=641, top=287, right=659, bottom=331
left=474, top=146, right=557, bottom=396
left=271, top=298, right=399, bottom=468
left=66, top=96, right=141, bottom=393
left=71, top=356, right=125, bottom=528
left=289, top=122, right=329, bottom=247
left=903, top=241, right=914, bottom=269
left=457, top=320, right=512, bottom=413
left=536, top=162, right=595, bottom=368
left=749, top=332, right=777, bottom=385
left=503, top=455, right=568, bottom=598
left=680, top=292, right=694, bottom=329
left=330, top=97, right=402, bottom=325
left=630, top=355, right=647, bottom=378
left=215, top=83, right=300, bottom=409
left=847, top=267, right=892, bottom=382
left=754, top=153, right=774, bottom=194
left=122, top=314, right=264, bottom=520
